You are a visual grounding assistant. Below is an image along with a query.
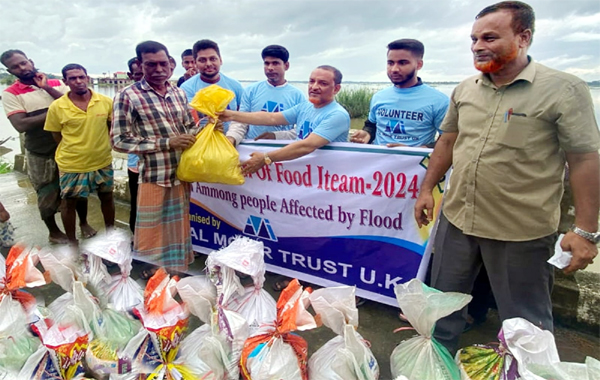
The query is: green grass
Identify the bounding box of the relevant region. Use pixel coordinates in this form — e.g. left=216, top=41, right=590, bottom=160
left=0, top=160, right=12, bottom=174
left=350, top=118, right=365, bottom=130
left=336, top=87, right=375, bottom=119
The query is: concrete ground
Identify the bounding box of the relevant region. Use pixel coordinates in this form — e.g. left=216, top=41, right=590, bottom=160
left=2, top=171, right=599, bottom=379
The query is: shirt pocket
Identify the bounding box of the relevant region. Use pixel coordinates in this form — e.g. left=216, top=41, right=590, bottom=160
left=63, top=114, right=87, bottom=133
left=495, top=115, right=534, bottom=149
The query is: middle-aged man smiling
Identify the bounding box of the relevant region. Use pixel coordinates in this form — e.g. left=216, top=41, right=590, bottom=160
left=220, top=65, right=350, bottom=175
left=414, top=1, right=600, bottom=354
left=111, top=40, right=199, bottom=274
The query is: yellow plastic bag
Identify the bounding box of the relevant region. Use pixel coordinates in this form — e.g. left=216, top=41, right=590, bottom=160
left=189, top=84, right=235, bottom=117
left=177, top=85, right=245, bottom=185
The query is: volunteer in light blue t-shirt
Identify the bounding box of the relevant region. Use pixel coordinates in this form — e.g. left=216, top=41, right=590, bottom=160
left=351, top=39, right=449, bottom=148
left=220, top=65, right=350, bottom=174
left=226, top=45, right=306, bottom=145
left=180, top=39, right=244, bottom=133
left=282, top=100, right=349, bottom=143
left=242, top=81, right=304, bottom=139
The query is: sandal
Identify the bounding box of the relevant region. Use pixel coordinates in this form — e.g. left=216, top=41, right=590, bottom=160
left=272, top=275, right=291, bottom=292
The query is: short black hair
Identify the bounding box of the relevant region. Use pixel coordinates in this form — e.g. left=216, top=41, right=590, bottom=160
left=261, top=45, right=290, bottom=63
left=181, top=49, right=193, bottom=59
left=62, top=63, right=87, bottom=79
left=387, top=39, right=425, bottom=59
left=316, top=65, right=343, bottom=85
left=476, top=1, right=535, bottom=44
left=127, top=57, right=139, bottom=72
left=192, top=39, right=220, bottom=60
left=0, top=49, right=27, bottom=67
left=135, top=40, right=170, bottom=63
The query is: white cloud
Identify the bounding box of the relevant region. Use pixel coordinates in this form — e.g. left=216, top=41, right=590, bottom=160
left=559, top=32, right=600, bottom=42
left=1, top=0, right=599, bottom=82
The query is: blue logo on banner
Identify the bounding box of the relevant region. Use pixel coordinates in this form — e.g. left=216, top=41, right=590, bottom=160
left=244, top=216, right=278, bottom=241
left=261, top=101, right=284, bottom=113
left=385, top=120, right=405, bottom=134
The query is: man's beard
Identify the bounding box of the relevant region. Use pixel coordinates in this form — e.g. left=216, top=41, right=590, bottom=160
left=474, top=43, right=519, bottom=73
left=201, top=70, right=219, bottom=78
left=390, top=69, right=416, bottom=87
left=16, top=68, right=37, bottom=81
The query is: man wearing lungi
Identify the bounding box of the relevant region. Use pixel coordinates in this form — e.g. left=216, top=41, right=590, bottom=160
left=44, top=64, right=115, bottom=245
left=111, top=41, right=199, bottom=274
left=1, top=49, right=98, bottom=244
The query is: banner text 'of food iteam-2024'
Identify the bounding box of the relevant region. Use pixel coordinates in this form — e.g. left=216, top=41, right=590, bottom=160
left=190, top=141, right=447, bottom=306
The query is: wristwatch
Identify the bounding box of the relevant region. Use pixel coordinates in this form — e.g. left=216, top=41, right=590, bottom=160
left=571, top=225, right=600, bottom=244
left=263, top=153, right=273, bottom=166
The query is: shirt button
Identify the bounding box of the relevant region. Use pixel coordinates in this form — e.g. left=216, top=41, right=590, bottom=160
left=496, top=92, right=502, bottom=96
left=480, top=137, right=485, bottom=141
left=488, top=113, right=493, bottom=117
left=471, top=159, right=477, bottom=163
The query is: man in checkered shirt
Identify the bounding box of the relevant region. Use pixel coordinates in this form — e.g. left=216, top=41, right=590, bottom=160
left=111, top=40, right=200, bottom=274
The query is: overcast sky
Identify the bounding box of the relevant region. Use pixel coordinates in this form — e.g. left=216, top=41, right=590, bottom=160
left=1, top=0, right=599, bottom=83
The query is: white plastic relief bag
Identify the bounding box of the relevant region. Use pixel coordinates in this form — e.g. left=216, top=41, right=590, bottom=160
left=38, top=246, right=79, bottom=293
left=308, top=286, right=379, bottom=380
left=80, top=228, right=132, bottom=268
left=390, top=279, right=472, bottom=380
left=207, top=237, right=277, bottom=336
left=500, top=317, right=600, bottom=380
left=240, top=279, right=317, bottom=380
left=0, top=296, right=41, bottom=378
left=115, top=268, right=193, bottom=380
left=176, top=275, right=249, bottom=380
left=81, top=229, right=143, bottom=312
left=0, top=244, right=46, bottom=319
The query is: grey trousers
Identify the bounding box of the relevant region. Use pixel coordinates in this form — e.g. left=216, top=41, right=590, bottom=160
left=431, top=213, right=556, bottom=354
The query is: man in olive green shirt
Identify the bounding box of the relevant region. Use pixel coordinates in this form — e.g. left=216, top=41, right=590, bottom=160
left=415, top=1, right=600, bottom=353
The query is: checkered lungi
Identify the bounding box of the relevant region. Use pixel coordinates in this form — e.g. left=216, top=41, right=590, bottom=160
left=25, top=151, right=61, bottom=219
left=59, top=165, right=113, bottom=198
left=134, top=182, right=193, bottom=272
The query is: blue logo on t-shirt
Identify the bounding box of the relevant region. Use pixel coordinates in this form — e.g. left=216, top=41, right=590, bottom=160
left=385, top=120, right=406, bottom=134
left=261, top=101, right=285, bottom=113
left=298, top=121, right=313, bottom=140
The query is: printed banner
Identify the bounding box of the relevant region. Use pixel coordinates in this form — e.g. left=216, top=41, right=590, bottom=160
left=190, top=141, right=446, bottom=306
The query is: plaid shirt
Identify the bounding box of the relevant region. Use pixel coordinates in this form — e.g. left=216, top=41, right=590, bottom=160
left=111, top=79, right=199, bottom=187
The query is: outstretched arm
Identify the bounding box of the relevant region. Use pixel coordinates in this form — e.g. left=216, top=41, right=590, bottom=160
left=220, top=109, right=288, bottom=126
left=240, top=133, right=329, bottom=174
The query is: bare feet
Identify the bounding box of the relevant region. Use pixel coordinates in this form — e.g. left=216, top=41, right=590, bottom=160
left=80, top=224, right=97, bottom=239
left=48, top=232, right=69, bottom=245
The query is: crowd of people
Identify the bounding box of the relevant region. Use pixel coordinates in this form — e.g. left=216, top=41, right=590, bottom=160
left=1, top=0, right=599, bottom=355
